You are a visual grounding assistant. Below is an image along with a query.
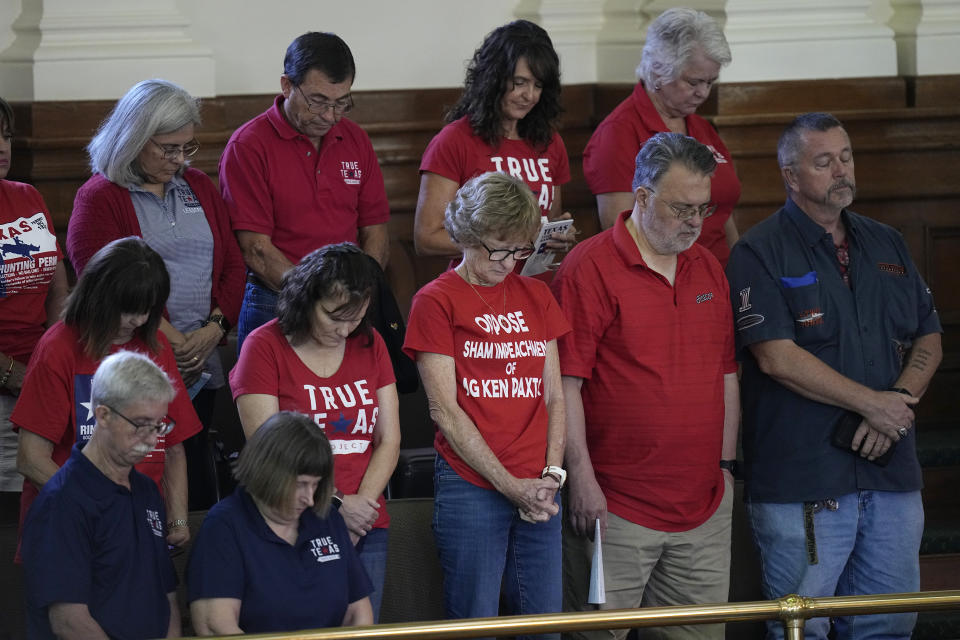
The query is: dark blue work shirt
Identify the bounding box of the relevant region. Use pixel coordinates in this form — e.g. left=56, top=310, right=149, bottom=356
left=726, top=199, right=941, bottom=502
left=186, top=486, right=372, bottom=633
left=22, top=445, right=176, bottom=640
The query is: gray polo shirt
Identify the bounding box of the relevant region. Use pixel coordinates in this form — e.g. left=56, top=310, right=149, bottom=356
left=130, top=176, right=223, bottom=388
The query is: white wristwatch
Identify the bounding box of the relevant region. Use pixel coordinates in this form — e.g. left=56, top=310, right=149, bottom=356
left=541, top=465, right=567, bottom=488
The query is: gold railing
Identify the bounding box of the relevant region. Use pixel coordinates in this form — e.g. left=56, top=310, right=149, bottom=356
left=191, top=590, right=960, bottom=640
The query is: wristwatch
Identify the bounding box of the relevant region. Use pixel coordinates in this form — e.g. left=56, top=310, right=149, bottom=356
left=331, top=488, right=344, bottom=509
left=541, top=465, right=567, bottom=488
left=719, top=459, right=739, bottom=478
left=204, top=312, right=230, bottom=335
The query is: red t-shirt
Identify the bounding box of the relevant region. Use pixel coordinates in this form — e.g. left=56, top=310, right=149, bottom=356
left=582, top=83, right=742, bottom=267
left=219, top=96, right=390, bottom=264
left=551, top=211, right=736, bottom=532
left=230, top=320, right=396, bottom=528
left=12, top=322, right=202, bottom=519
left=420, top=116, right=571, bottom=217
left=403, top=271, right=570, bottom=489
left=0, top=181, right=62, bottom=367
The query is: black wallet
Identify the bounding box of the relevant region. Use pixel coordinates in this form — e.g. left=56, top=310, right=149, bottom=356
left=831, top=411, right=896, bottom=467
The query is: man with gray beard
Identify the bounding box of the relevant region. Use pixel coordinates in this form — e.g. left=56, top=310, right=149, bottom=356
left=727, top=113, right=942, bottom=640
left=553, top=133, right=739, bottom=640
left=22, top=351, right=182, bottom=640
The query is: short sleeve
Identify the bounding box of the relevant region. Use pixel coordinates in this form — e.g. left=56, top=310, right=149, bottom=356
left=583, top=119, right=639, bottom=195
left=186, top=511, right=246, bottom=602
left=230, top=324, right=283, bottom=399
left=725, top=241, right=797, bottom=356
left=219, top=138, right=275, bottom=236
left=355, top=132, right=391, bottom=228
left=551, top=254, right=616, bottom=380
left=402, top=289, right=456, bottom=360
left=419, top=123, right=470, bottom=184
left=23, top=491, right=95, bottom=607
left=371, top=332, right=397, bottom=389
left=10, top=328, right=73, bottom=443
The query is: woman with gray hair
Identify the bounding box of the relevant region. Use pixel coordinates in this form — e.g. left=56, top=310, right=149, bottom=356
left=67, top=79, right=245, bottom=507
left=403, top=171, right=570, bottom=636
left=583, top=7, right=741, bottom=266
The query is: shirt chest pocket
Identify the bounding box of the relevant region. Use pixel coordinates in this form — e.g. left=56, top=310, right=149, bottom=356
left=780, top=272, right=832, bottom=346
left=317, top=159, right=361, bottom=212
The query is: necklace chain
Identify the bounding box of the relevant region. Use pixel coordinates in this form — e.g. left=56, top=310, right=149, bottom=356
left=459, top=268, right=506, bottom=316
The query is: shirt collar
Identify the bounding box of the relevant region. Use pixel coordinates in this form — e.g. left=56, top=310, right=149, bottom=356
left=632, top=82, right=672, bottom=135
left=267, top=94, right=343, bottom=146
left=783, top=197, right=858, bottom=247
left=237, top=484, right=316, bottom=545
left=70, top=444, right=132, bottom=496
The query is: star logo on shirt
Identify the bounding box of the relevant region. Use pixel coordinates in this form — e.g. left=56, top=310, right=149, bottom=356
left=331, top=413, right=352, bottom=433
left=80, top=401, right=95, bottom=421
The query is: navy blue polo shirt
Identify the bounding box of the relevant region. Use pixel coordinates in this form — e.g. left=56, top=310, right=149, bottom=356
left=22, top=445, right=176, bottom=640
left=727, top=199, right=941, bottom=502
left=187, top=486, right=372, bottom=633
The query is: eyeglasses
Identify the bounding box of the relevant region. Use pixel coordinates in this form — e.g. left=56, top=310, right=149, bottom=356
left=149, top=138, right=200, bottom=161
left=648, top=189, right=717, bottom=221
left=106, top=405, right=175, bottom=437
left=480, top=241, right=536, bottom=262
left=296, top=85, right=354, bottom=116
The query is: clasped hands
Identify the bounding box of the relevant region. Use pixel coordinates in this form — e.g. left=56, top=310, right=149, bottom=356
left=339, top=493, right=380, bottom=546
left=851, top=389, right=919, bottom=460
left=509, top=476, right=560, bottom=524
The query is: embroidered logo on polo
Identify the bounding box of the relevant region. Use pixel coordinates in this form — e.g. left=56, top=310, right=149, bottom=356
left=696, top=292, right=713, bottom=304
left=175, top=185, right=204, bottom=215
left=309, top=536, right=341, bottom=563
left=146, top=509, right=164, bottom=537
left=340, top=161, right=362, bottom=185
left=795, top=309, right=825, bottom=327
left=877, top=262, right=906, bottom=276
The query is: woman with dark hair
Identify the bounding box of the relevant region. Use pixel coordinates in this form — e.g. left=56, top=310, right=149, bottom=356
left=0, top=97, right=69, bottom=513
left=414, top=19, right=575, bottom=264
left=583, top=7, right=741, bottom=266
left=188, top=411, right=372, bottom=634
left=230, top=242, right=400, bottom=622
left=404, top=172, right=569, bottom=635
left=13, top=237, right=201, bottom=547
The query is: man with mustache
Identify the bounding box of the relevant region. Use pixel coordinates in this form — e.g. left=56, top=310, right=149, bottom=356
left=726, top=112, right=942, bottom=640
left=21, top=351, right=182, bottom=640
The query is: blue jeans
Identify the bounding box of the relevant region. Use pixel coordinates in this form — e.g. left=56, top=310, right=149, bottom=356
left=747, top=490, right=923, bottom=640
left=357, top=527, right=388, bottom=623
left=433, top=456, right=561, bottom=640
left=237, top=280, right=278, bottom=354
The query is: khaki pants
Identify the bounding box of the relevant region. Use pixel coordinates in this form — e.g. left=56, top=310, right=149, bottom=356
left=562, top=478, right=733, bottom=640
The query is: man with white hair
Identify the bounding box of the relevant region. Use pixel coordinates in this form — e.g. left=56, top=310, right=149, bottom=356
left=22, top=351, right=182, bottom=640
